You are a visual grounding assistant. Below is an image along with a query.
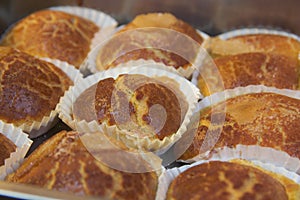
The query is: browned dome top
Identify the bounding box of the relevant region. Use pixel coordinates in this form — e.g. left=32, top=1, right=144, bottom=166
left=1, top=10, right=99, bottom=69
left=6, top=130, right=158, bottom=199
left=0, top=47, right=73, bottom=127
left=74, top=74, right=184, bottom=140
left=198, top=52, right=299, bottom=96
left=167, top=161, right=288, bottom=200
left=179, top=93, right=300, bottom=160
left=208, top=34, right=300, bottom=60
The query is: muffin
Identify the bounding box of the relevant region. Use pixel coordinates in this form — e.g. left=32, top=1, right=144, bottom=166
left=166, top=160, right=300, bottom=200
left=178, top=92, right=300, bottom=161
left=95, top=13, right=204, bottom=75
left=59, top=66, right=199, bottom=153
left=207, top=33, right=300, bottom=60
left=0, top=9, right=99, bottom=69
left=197, top=52, right=299, bottom=96
left=73, top=73, right=186, bottom=141
left=0, top=133, right=16, bottom=166
left=6, top=130, right=159, bottom=199
left=0, top=47, right=73, bottom=134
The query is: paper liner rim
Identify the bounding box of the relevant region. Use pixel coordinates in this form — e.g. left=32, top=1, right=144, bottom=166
left=0, top=121, right=32, bottom=180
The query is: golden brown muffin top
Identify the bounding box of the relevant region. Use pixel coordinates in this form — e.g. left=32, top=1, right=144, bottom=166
left=0, top=47, right=73, bottom=126
left=0, top=133, right=16, bottom=166
left=6, top=130, right=158, bottom=199
left=97, top=13, right=203, bottom=70
left=120, top=13, right=203, bottom=43
left=74, top=74, right=185, bottom=140
left=167, top=161, right=288, bottom=200
left=208, top=34, right=300, bottom=60
left=1, top=10, right=99, bottom=69
left=198, top=52, right=299, bottom=96
left=179, top=93, right=300, bottom=160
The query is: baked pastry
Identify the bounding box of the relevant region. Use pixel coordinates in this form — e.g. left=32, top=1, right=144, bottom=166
left=167, top=160, right=300, bottom=200
left=73, top=74, right=186, bottom=141
left=1, top=9, right=99, bottom=69
left=198, top=52, right=299, bottom=96
left=0, top=133, right=16, bottom=166
left=178, top=93, right=300, bottom=160
left=207, top=34, right=300, bottom=60
left=6, top=130, right=159, bottom=199
left=96, top=13, right=203, bottom=71
left=0, top=47, right=73, bottom=128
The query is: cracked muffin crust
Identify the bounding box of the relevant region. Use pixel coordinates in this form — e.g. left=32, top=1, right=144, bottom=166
left=1, top=10, right=99, bottom=68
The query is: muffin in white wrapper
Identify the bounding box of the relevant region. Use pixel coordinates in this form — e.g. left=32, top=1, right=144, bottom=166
left=0, top=6, right=117, bottom=76
left=192, top=28, right=300, bottom=97
left=85, top=12, right=210, bottom=78
left=174, top=85, right=300, bottom=173
left=0, top=47, right=82, bottom=139
left=58, top=66, right=200, bottom=155
left=157, top=158, right=300, bottom=200
left=192, top=50, right=300, bottom=97
left=21, top=58, right=83, bottom=138
left=0, top=120, right=32, bottom=180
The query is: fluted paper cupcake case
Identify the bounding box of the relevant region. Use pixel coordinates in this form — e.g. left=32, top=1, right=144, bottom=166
left=0, top=120, right=32, bottom=180
left=18, top=58, right=83, bottom=138
left=84, top=26, right=210, bottom=79
left=176, top=85, right=300, bottom=173
left=49, top=6, right=117, bottom=30
left=58, top=66, right=200, bottom=155
left=156, top=158, right=300, bottom=200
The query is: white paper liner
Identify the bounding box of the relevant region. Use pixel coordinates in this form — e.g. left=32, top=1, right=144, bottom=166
left=49, top=6, right=117, bottom=29
left=18, top=58, right=82, bottom=138
left=185, top=145, right=300, bottom=174
left=217, top=28, right=300, bottom=41
left=84, top=26, right=210, bottom=79
left=58, top=66, right=200, bottom=154
left=176, top=85, right=300, bottom=171
left=0, top=121, right=32, bottom=180
left=156, top=158, right=300, bottom=200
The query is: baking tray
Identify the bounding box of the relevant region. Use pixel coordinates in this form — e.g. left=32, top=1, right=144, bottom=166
left=0, top=0, right=300, bottom=199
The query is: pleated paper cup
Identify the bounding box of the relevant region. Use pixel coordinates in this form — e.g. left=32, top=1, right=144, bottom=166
left=19, top=58, right=82, bottom=138
left=85, top=26, right=210, bottom=79
left=0, top=121, right=32, bottom=180
left=156, top=158, right=300, bottom=200
left=49, top=6, right=117, bottom=30
left=58, top=66, right=200, bottom=155
left=175, top=85, right=300, bottom=173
